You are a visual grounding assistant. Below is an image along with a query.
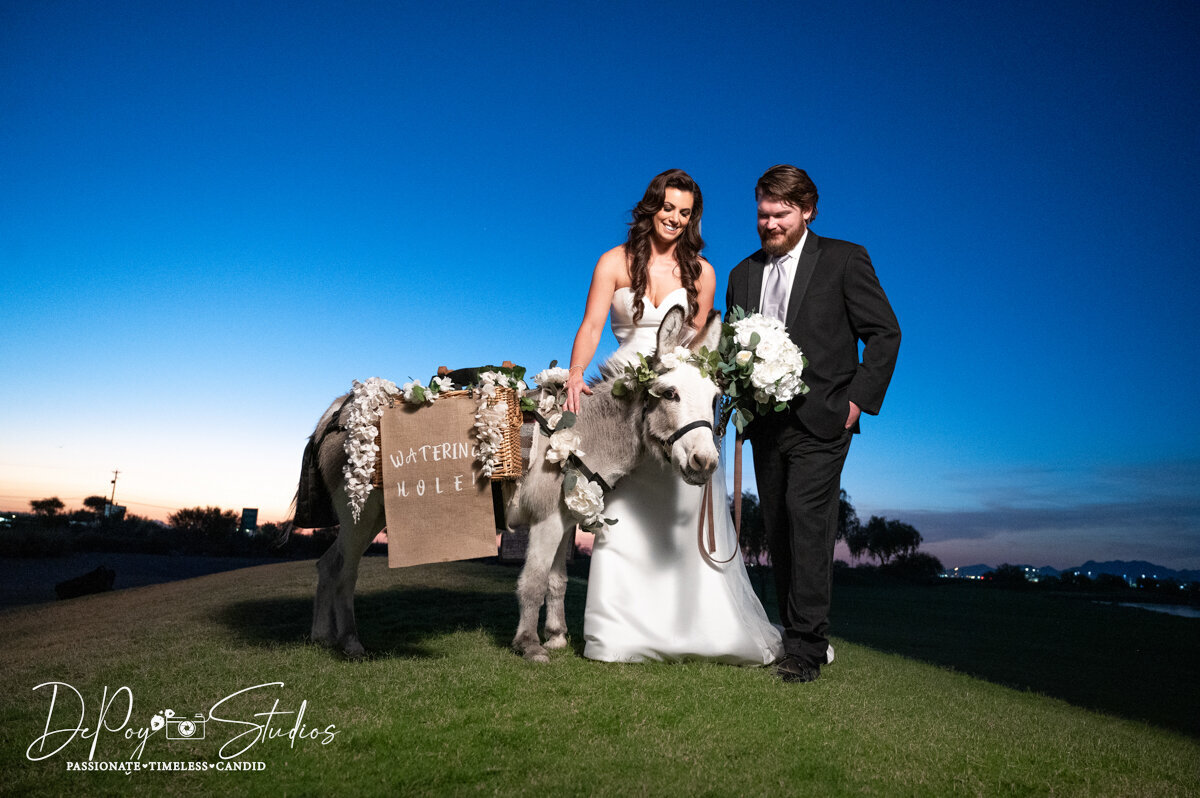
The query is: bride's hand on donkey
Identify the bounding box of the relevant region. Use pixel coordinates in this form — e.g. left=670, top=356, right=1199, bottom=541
left=565, top=369, right=591, bottom=413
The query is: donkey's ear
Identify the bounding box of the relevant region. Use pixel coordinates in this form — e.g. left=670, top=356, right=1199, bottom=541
left=689, top=310, right=722, bottom=352
left=656, top=305, right=687, bottom=355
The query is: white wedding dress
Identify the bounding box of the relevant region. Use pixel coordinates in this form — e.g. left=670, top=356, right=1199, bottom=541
left=582, top=287, right=784, bottom=665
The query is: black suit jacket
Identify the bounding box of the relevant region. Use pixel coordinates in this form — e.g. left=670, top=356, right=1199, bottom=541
left=726, top=232, right=900, bottom=440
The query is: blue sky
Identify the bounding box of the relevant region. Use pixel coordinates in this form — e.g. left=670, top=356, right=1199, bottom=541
left=2, top=0, right=1198, bottom=570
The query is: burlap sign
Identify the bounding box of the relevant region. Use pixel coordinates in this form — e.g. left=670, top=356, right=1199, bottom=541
left=379, top=396, right=497, bottom=567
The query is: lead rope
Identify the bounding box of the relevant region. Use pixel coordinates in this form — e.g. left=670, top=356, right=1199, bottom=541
left=697, top=433, right=744, bottom=567
left=733, top=432, right=743, bottom=536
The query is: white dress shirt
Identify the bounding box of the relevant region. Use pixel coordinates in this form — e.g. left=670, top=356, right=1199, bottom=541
left=758, top=228, right=808, bottom=320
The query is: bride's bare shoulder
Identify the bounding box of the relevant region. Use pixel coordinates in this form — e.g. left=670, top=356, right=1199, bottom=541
left=596, top=245, right=631, bottom=286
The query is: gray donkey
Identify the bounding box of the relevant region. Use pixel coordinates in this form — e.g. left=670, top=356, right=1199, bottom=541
left=293, top=305, right=723, bottom=660
left=508, top=306, right=723, bottom=662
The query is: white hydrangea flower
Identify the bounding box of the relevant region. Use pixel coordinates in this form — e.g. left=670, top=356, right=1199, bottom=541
left=754, top=334, right=781, bottom=361
left=546, top=428, right=583, bottom=463
left=534, top=367, right=571, bottom=387
left=401, top=379, right=427, bottom=403
left=432, top=375, right=454, bottom=393
left=658, top=346, right=694, bottom=370
left=564, top=479, right=605, bottom=526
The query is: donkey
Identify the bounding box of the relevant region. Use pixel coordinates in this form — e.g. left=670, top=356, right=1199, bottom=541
left=292, top=304, right=722, bottom=660
left=507, top=305, right=723, bottom=662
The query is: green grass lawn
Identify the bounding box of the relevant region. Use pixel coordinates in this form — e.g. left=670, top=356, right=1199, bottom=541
left=0, top=557, right=1196, bottom=797
left=828, top=577, right=1200, bottom=739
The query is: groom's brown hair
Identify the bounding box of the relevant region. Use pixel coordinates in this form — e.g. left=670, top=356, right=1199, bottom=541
left=756, top=165, right=819, bottom=223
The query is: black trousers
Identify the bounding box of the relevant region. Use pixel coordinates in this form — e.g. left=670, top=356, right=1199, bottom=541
left=750, top=414, right=852, bottom=665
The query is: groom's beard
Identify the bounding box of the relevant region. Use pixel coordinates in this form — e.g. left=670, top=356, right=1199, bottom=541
left=760, top=224, right=804, bottom=257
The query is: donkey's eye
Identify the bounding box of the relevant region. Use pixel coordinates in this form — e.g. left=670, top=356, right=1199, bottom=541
left=660, top=387, right=679, bottom=401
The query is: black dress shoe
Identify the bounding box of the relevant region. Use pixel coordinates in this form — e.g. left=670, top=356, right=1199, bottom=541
left=775, top=655, right=820, bottom=683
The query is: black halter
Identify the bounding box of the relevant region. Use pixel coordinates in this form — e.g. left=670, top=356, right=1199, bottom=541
left=664, top=419, right=714, bottom=448
left=530, top=410, right=613, bottom=493
left=530, top=412, right=713, bottom=494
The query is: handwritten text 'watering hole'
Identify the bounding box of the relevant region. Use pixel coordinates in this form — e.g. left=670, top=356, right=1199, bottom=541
left=387, top=442, right=482, bottom=498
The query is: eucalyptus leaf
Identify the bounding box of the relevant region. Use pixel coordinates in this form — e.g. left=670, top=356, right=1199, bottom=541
left=558, top=411, right=577, bottom=429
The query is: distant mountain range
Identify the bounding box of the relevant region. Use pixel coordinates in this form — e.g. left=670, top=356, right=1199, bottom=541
left=945, top=560, right=1200, bottom=583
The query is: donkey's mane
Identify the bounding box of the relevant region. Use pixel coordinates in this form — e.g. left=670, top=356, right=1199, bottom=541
left=590, top=350, right=661, bottom=387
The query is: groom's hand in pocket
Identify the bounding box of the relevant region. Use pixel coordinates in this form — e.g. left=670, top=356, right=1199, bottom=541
left=845, top=401, right=861, bottom=430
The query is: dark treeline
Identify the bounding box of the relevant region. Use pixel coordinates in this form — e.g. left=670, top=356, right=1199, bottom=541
left=982, top=562, right=1200, bottom=603
left=2, top=496, right=351, bottom=560
left=736, top=489, right=945, bottom=583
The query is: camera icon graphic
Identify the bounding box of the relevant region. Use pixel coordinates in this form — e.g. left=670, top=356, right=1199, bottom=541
left=151, top=709, right=207, bottom=740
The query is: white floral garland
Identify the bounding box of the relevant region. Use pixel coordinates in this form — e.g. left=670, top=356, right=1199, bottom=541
left=341, top=375, right=454, bottom=523
left=521, top=366, right=612, bottom=531
left=342, top=378, right=398, bottom=523
left=472, top=399, right=509, bottom=479
left=471, top=371, right=530, bottom=478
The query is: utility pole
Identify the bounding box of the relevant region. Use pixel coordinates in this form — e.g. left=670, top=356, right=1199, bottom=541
left=109, top=470, right=120, bottom=506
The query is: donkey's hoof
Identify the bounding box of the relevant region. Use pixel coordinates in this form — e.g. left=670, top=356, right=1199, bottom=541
left=513, top=634, right=550, bottom=663
left=523, top=647, right=550, bottom=664
left=544, top=633, right=568, bottom=650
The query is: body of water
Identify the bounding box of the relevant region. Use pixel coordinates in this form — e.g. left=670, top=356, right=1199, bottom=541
left=1109, top=601, right=1200, bottom=619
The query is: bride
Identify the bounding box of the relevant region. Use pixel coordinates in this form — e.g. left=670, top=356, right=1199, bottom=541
left=564, top=169, right=784, bottom=665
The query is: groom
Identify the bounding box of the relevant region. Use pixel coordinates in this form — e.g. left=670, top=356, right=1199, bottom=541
left=726, top=165, right=900, bottom=683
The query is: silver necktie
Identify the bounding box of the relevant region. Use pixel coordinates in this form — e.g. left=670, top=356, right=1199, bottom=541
left=762, top=256, right=789, bottom=321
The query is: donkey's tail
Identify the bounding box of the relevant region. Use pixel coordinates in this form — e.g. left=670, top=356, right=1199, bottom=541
left=292, top=432, right=339, bottom=529
left=290, top=397, right=349, bottom=531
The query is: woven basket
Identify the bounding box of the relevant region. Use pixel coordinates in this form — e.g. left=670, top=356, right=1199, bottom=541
left=369, top=388, right=522, bottom=487
left=486, top=384, right=524, bottom=481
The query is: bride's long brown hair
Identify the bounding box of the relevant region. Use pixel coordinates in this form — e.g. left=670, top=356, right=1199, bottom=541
left=625, top=169, right=705, bottom=324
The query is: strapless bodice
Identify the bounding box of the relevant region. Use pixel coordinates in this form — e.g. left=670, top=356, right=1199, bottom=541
left=609, top=286, right=687, bottom=368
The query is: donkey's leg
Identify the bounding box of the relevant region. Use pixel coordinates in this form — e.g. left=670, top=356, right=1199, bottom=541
left=512, top=515, right=568, bottom=663
left=327, top=495, right=384, bottom=658
left=542, top=516, right=576, bottom=650
left=311, top=537, right=343, bottom=647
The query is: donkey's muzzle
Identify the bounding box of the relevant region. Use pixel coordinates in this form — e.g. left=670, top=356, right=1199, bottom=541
left=679, top=450, right=718, bottom=485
